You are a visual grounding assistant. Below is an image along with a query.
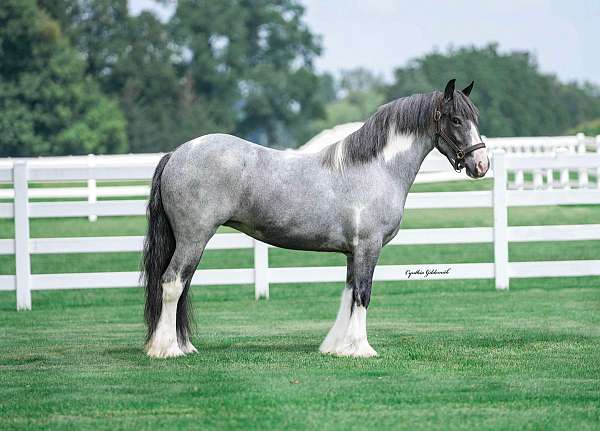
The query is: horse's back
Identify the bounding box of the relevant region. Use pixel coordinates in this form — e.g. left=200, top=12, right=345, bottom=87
left=161, top=133, right=307, bottom=223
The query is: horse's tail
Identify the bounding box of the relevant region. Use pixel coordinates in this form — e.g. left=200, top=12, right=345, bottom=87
left=141, top=153, right=175, bottom=343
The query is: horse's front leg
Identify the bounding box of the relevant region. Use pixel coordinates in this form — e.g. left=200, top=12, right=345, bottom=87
left=320, top=241, right=380, bottom=358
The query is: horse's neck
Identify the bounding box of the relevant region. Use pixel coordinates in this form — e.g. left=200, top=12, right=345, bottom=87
left=384, top=134, right=435, bottom=190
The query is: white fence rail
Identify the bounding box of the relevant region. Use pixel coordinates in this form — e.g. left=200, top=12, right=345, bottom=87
left=1, top=134, right=598, bottom=208
left=1, top=149, right=600, bottom=309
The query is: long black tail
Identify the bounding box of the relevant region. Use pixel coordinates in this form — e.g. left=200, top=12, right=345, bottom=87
left=141, top=153, right=175, bottom=343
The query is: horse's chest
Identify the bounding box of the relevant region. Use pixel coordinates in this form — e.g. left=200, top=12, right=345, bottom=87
left=382, top=221, right=402, bottom=245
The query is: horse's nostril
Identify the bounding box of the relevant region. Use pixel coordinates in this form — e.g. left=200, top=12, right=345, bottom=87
left=477, top=160, right=486, bottom=174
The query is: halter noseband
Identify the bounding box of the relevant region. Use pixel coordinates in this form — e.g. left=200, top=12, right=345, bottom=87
left=433, top=109, right=486, bottom=172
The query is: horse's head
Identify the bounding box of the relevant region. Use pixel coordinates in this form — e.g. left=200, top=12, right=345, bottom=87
left=434, top=79, right=489, bottom=178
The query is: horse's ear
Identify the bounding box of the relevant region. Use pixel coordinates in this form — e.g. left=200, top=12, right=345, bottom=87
left=443, top=79, right=456, bottom=101
left=462, top=80, right=474, bottom=97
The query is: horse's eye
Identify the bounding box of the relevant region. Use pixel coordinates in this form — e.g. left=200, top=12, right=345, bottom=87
left=452, top=117, right=461, bottom=125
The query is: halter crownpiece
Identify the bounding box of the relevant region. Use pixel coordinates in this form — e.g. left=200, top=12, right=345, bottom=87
left=433, top=109, right=486, bottom=172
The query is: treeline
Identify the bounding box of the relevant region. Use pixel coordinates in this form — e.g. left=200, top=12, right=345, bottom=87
left=1, top=1, right=600, bottom=157
left=1, top=0, right=326, bottom=156
left=312, top=45, right=600, bottom=140
left=385, top=44, right=600, bottom=137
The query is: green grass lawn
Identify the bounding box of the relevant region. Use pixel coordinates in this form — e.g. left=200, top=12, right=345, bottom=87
left=0, top=280, right=598, bottom=430
left=0, top=179, right=599, bottom=430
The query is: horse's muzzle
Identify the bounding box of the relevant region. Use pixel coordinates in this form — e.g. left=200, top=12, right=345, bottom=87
left=466, top=156, right=490, bottom=178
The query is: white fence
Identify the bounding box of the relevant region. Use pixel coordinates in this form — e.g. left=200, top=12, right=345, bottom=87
left=1, top=148, right=600, bottom=310
left=1, top=134, right=598, bottom=212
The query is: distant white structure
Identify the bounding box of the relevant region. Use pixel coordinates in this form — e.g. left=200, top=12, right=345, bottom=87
left=298, top=123, right=598, bottom=186
left=298, top=122, right=364, bottom=153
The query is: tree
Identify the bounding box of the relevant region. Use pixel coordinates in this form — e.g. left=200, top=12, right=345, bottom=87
left=303, top=68, right=385, bottom=144
left=51, top=0, right=326, bottom=151
left=568, top=118, right=600, bottom=136
left=54, top=0, right=191, bottom=152
left=170, top=0, right=324, bottom=147
left=384, top=44, right=600, bottom=137
left=0, top=0, right=126, bottom=157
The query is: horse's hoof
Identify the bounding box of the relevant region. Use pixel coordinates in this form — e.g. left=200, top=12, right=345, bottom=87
left=334, top=340, right=378, bottom=358
left=180, top=340, right=198, bottom=354
left=146, top=341, right=185, bottom=358
left=319, top=339, right=341, bottom=355
left=353, top=343, right=378, bottom=358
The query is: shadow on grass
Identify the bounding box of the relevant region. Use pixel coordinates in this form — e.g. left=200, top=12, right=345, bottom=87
left=202, top=341, right=317, bottom=354
left=104, top=341, right=317, bottom=361
left=105, top=346, right=142, bottom=358
left=0, top=354, right=48, bottom=366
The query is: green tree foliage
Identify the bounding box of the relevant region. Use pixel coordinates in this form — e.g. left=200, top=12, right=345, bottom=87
left=52, top=0, right=193, bottom=152
left=47, top=0, right=326, bottom=151
left=303, top=68, right=386, bottom=144
left=170, top=0, right=324, bottom=147
left=568, top=118, right=600, bottom=137
left=6, top=3, right=600, bottom=157
left=0, top=0, right=126, bottom=157
left=384, top=44, right=600, bottom=137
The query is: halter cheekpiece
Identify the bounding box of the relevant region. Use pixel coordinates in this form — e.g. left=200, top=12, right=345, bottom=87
left=433, top=108, right=486, bottom=172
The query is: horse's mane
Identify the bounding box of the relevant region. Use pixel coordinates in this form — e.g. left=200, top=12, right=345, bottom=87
left=321, top=90, right=479, bottom=169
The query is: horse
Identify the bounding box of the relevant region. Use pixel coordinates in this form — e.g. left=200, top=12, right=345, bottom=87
left=141, top=79, right=489, bottom=358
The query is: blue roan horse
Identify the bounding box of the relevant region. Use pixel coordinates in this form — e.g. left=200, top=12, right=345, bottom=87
left=142, top=79, right=489, bottom=358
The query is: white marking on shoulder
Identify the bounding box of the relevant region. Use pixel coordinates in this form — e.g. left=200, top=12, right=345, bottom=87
left=383, top=128, right=414, bottom=162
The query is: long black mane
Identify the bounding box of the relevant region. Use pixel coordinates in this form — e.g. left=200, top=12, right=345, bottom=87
left=321, top=90, right=479, bottom=168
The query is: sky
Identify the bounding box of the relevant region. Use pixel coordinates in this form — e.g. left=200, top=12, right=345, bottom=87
left=129, top=0, right=600, bottom=85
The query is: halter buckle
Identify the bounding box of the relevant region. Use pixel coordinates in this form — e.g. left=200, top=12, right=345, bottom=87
left=433, top=110, right=442, bottom=121
left=456, top=150, right=464, bottom=159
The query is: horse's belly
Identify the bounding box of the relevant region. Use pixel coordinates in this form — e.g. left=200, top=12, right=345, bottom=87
left=225, top=209, right=349, bottom=253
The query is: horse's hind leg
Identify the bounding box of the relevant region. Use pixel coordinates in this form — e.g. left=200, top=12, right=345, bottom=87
left=146, top=235, right=211, bottom=358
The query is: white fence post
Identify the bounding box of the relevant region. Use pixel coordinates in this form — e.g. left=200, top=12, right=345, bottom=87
left=545, top=168, right=553, bottom=189
left=514, top=169, right=524, bottom=190
left=545, top=144, right=553, bottom=189
left=576, top=133, right=588, bottom=188
left=254, top=240, right=269, bottom=299
left=88, top=154, right=97, bottom=222
left=557, top=147, right=570, bottom=189
left=533, top=169, right=543, bottom=189
left=493, top=150, right=509, bottom=290
left=13, top=161, right=32, bottom=310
